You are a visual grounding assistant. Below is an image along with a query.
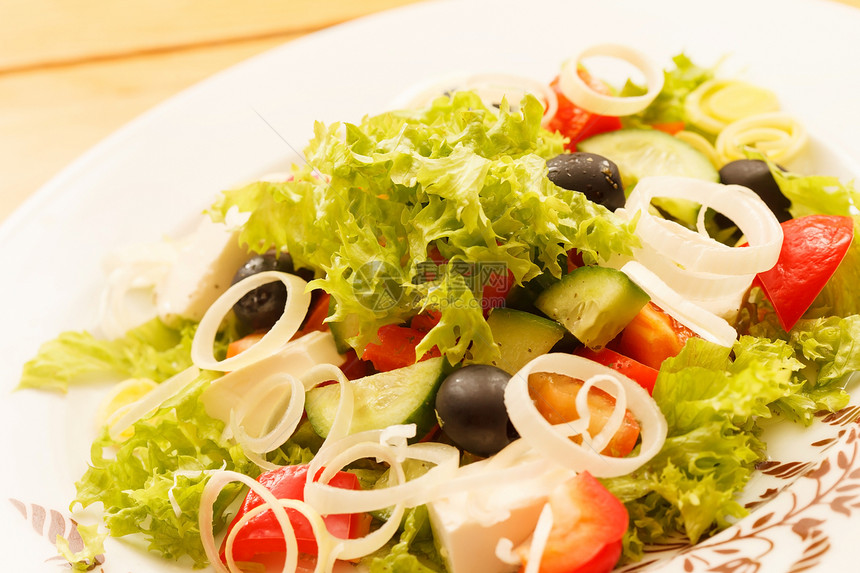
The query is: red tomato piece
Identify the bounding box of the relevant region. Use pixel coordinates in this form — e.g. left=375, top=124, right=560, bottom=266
left=754, top=214, right=854, bottom=331
left=221, top=464, right=369, bottom=563
left=615, top=302, right=697, bottom=370
left=361, top=324, right=441, bottom=372
left=545, top=73, right=623, bottom=151
left=226, top=332, right=266, bottom=359
left=651, top=121, right=686, bottom=135
left=516, top=472, right=628, bottom=573
left=527, top=371, right=641, bottom=458
left=576, top=347, right=659, bottom=395
left=297, top=292, right=331, bottom=336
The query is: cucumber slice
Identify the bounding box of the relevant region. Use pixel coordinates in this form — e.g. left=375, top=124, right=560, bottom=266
left=327, top=297, right=360, bottom=354
left=535, top=266, right=649, bottom=350
left=486, top=308, right=565, bottom=374
left=579, top=128, right=719, bottom=226
left=305, top=357, right=447, bottom=440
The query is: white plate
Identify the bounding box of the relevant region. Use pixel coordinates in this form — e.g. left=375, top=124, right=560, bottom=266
left=2, top=0, right=860, bottom=571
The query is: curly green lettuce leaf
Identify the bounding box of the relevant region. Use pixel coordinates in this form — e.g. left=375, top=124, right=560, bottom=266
left=19, top=318, right=204, bottom=392
left=211, top=91, right=637, bottom=364
left=606, top=336, right=798, bottom=559
left=73, top=372, right=260, bottom=567
left=367, top=506, right=445, bottom=573
left=56, top=523, right=106, bottom=571
left=620, top=53, right=715, bottom=130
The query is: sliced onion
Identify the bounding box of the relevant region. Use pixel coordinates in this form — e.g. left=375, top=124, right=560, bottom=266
left=558, top=44, right=664, bottom=116
left=621, top=261, right=738, bottom=347
left=715, top=111, right=807, bottom=165
left=108, top=366, right=199, bottom=441
left=305, top=431, right=460, bottom=516
left=684, top=79, right=780, bottom=135
left=190, top=271, right=310, bottom=372
left=504, top=354, right=667, bottom=478
left=624, top=176, right=783, bottom=275
left=523, top=503, right=554, bottom=573
left=199, top=470, right=331, bottom=573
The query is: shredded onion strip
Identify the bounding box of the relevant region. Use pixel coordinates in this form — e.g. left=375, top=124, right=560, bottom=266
left=191, top=271, right=310, bottom=372
left=504, top=354, right=667, bottom=478
left=715, top=112, right=807, bottom=165
left=615, top=175, right=783, bottom=317
left=200, top=470, right=338, bottom=573
left=523, top=503, right=554, bottom=573
left=108, top=366, right=200, bottom=441
left=558, top=44, right=664, bottom=116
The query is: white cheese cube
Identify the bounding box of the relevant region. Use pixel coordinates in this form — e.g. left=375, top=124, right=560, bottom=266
left=155, top=217, right=249, bottom=324
left=427, top=460, right=574, bottom=573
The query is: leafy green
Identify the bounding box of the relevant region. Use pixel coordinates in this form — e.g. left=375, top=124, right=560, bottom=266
left=56, top=523, right=106, bottom=571
left=606, top=336, right=799, bottom=559
left=211, top=91, right=637, bottom=364
left=73, top=372, right=259, bottom=568
left=18, top=318, right=209, bottom=392
left=747, top=313, right=860, bottom=420
left=367, top=506, right=445, bottom=573
left=620, top=53, right=715, bottom=130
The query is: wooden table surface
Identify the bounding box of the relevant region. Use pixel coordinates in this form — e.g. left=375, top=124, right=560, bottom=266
left=2, top=0, right=859, bottom=225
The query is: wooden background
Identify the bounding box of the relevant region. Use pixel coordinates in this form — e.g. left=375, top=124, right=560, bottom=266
left=1, top=0, right=858, bottom=224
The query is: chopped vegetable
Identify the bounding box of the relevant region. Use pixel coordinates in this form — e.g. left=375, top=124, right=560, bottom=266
left=754, top=214, right=854, bottom=331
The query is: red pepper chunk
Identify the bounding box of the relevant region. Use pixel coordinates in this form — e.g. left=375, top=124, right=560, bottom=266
left=515, top=472, right=628, bottom=573
left=576, top=347, right=659, bottom=395
left=362, top=323, right=441, bottom=372
left=220, top=464, right=369, bottom=563
left=545, top=73, right=623, bottom=151
left=755, top=215, right=854, bottom=331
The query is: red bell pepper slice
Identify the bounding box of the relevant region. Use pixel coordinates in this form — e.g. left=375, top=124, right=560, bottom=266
left=754, top=214, right=854, bottom=331
left=544, top=72, right=623, bottom=152
left=576, top=346, right=659, bottom=395
left=515, top=472, right=628, bottom=573
left=361, top=323, right=441, bottom=372
left=220, top=464, right=368, bottom=563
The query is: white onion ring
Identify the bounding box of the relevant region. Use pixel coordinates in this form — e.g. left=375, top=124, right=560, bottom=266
left=199, top=470, right=317, bottom=573
left=504, top=354, right=667, bottom=478
left=621, top=261, right=738, bottom=347
left=715, top=111, right=807, bottom=164
left=191, top=271, right=310, bottom=372
left=624, top=176, right=783, bottom=275
left=108, top=366, right=200, bottom=441
left=558, top=44, right=664, bottom=116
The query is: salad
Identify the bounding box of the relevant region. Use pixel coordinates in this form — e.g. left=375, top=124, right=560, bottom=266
left=15, top=42, right=860, bottom=573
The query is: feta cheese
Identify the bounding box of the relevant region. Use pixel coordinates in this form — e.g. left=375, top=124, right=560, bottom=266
left=427, top=459, right=574, bottom=573
left=201, top=330, right=345, bottom=433
left=155, top=217, right=249, bottom=324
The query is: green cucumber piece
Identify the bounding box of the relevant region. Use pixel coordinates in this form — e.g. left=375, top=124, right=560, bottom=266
left=578, top=128, right=719, bottom=226
left=305, top=357, right=447, bottom=440
left=486, top=308, right=565, bottom=374
left=327, top=297, right=360, bottom=354
left=535, top=266, right=649, bottom=350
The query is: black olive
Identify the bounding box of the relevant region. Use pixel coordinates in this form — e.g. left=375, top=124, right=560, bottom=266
left=547, top=152, right=625, bottom=211
left=719, top=159, right=790, bottom=223
left=231, top=252, right=301, bottom=331
left=434, top=364, right=518, bottom=457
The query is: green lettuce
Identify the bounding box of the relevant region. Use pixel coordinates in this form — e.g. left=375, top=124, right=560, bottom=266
left=747, top=312, right=860, bottom=421
left=606, top=336, right=799, bottom=559
left=19, top=318, right=206, bottom=392
left=73, top=372, right=260, bottom=567
left=211, top=92, right=637, bottom=364
left=367, top=506, right=445, bottom=573
left=620, top=53, right=715, bottom=131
